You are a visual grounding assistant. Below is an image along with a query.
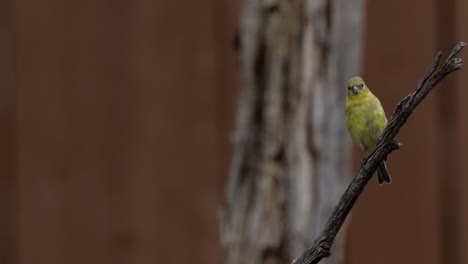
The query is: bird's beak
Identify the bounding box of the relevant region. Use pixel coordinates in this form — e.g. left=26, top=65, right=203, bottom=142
left=351, top=86, right=359, bottom=93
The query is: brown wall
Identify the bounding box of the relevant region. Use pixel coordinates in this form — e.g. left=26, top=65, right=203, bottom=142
left=0, top=0, right=17, bottom=263
left=2, top=0, right=468, bottom=264
left=13, top=0, right=239, bottom=263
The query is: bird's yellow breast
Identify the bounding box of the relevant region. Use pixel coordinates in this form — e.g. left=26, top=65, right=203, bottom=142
left=346, top=88, right=387, bottom=153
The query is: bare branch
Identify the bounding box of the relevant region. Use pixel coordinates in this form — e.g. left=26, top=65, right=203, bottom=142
left=291, top=41, right=466, bottom=264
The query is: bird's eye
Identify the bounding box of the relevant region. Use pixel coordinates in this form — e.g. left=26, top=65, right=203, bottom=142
left=347, top=86, right=351, bottom=90
left=359, top=84, right=364, bottom=88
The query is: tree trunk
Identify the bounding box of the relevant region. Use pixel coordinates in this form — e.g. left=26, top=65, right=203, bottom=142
left=222, top=0, right=365, bottom=263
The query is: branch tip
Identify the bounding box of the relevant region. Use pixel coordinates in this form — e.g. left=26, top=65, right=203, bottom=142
left=444, top=41, right=466, bottom=66
left=453, top=58, right=463, bottom=70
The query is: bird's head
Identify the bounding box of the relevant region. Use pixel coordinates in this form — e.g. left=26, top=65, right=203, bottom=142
left=347, top=76, right=367, bottom=95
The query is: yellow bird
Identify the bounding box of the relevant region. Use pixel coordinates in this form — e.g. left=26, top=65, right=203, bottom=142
left=345, top=76, right=391, bottom=184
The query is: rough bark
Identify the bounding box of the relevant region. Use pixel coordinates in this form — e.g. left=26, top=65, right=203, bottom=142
left=222, top=0, right=365, bottom=264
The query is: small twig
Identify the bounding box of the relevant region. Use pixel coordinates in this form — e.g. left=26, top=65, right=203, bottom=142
left=291, top=41, right=466, bottom=264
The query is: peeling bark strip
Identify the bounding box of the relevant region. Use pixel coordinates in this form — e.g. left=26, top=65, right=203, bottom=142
left=222, top=0, right=365, bottom=264
left=292, top=42, right=466, bottom=264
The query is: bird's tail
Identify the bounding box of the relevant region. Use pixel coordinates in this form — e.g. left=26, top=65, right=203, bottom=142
left=377, top=160, right=392, bottom=184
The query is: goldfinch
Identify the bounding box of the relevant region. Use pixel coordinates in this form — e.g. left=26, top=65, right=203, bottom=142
left=345, top=76, right=391, bottom=184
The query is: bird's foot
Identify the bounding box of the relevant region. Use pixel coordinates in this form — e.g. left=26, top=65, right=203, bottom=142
left=361, top=156, right=368, bottom=167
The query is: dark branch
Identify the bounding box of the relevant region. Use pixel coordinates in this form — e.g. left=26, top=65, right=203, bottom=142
left=291, top=41, right=466, bottom=264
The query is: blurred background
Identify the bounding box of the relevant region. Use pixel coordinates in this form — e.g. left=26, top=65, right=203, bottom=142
left=1, top=0, right=468, bottom=264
